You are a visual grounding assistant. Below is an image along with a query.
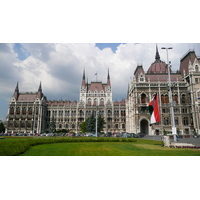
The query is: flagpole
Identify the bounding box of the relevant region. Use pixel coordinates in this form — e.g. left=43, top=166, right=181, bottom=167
left=161, top=47, right=177, bottom=142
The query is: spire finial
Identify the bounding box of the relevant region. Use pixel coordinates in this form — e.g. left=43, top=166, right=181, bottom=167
left=155, top=44, right=160, bottom=61
left=107, top=68, right=110, bottom=80
left=15, top=82, right=19, bottom=92
left=38, top=81, right=42, bottom=92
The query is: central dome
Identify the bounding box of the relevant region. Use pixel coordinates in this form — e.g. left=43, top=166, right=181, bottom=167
left=147, top=45, right=170, bottom=74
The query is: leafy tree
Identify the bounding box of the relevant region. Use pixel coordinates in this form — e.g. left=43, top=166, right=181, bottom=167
left=80, top=121, right=87, bottom=133
left=0, top=121, right=5, bottom=133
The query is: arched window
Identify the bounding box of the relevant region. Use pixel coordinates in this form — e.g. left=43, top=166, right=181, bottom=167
left=163, top=117, right=169, bottom=125
left=28, top=107, right=32, bottom=114
left=141, top=93, right=146, bottom=104
left=22, top=107, right=26, bottom=114
left=161, top=95, right=165, bottom=104
left=94, top=98, right=97, bottom=105
left=100, top=98, right=104, bottom=105
left=10, top=107, right=14, bottom=114
left=16, top=107, right=20, bottom=114
left=173, top=94, right=178, bottom=104
left=183, top=117, right=189, bottom=125
left=165, top=94, right=169, bottom=104
left=175, top=117, right=179, bottom=125
left=181, top=94, right=186, bottom=104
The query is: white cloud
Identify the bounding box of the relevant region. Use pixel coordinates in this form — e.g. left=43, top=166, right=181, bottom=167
left=0, top=43, right=200, bottom=120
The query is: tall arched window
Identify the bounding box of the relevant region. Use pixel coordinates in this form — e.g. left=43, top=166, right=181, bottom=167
left=195, top=65, right=199, bottom=72
left=165, top=94, right=169, bottom=104
left=141, top=93, right=146, bottom=104
left=173, top=94, right=178, bottom=104
left=161, top=95, right=165, bottom=104
left=163, top=117, right=169, bottom=125
left=183, top=117, right=189, bottom=125
left=181, top=94, right=186, bottom=104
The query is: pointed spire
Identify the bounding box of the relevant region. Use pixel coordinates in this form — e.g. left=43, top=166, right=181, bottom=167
left=38, top=81, right=42, bottom=92
left=81, top=69, right=86, bottom=87
left=107, top=68, right=110, bottom=80
left=107, top=68, right=111, bottom=87
left=155, top=44, right=161, bottom=62
left=15, top=82, right=19, bottom=92
left=37, top=82, right=43, bottom=99
left=13, top=82, right=19, bottom=100
left=83, top=68, right=85, bottom=80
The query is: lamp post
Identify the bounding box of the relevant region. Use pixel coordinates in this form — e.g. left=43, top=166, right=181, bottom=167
left=95, top=100, right=98, bottom=137
left=161, top=47, right=177, bottom=142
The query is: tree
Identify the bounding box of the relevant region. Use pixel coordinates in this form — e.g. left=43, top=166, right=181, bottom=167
left=80, top=121, right=87, bottom=133
left=0, top=121, right=5, bottom=133
left=80, top=112, right=106, bottom=133
left=97, top=115, right=106, bottom=133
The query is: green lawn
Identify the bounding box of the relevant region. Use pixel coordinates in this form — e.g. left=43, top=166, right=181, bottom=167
left=21, top=141, right=200, bottom=156
left=1, top=136, right=200, bottom=156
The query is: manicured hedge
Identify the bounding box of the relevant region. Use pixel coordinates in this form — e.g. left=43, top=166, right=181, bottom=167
left=0, top=137, right=137, bottom=156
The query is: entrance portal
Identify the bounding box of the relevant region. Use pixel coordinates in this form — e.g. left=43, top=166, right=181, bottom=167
left=140, top=119, right=149, bottom=135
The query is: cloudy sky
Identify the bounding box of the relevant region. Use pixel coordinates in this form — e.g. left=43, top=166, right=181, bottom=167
left=0, top=43, right=200, bottom=120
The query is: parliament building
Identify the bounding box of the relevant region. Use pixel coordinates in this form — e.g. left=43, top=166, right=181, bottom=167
left=5, top=46, right=200, bottom=136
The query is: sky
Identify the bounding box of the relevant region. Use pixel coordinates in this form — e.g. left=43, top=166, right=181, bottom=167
left=0, top=43, right=200, bottom=121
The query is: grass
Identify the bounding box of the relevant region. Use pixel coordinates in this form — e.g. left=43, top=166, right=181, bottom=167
left=20, top=142, right=200, bottom=156
left=1, top=136, right=200, bottom=156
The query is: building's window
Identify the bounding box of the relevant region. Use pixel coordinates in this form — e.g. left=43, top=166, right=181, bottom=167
left=72, top=124, right=75, bottom=129
left=165, top=94, right=169, bottom=104
left=100, top=98, right=104, bottom=104
left=115, top=124, right=118, bottom=129
left=183, top=117, right=189, bottom=125
left=122, top=124, right=125, bottom=129
left=28, top=107, right=32, bottom=114
left=16, top=107, right=20, bottom=114
left=163, top=117, right=169, bottom=125
left=181, top=94, right=186, bottom=104
left=121, top=110, right=126, bottom=116
left=114, top=110, right=119, bottom=116
left=195, top=78, right=199, bottom=84
left=182, top=108, right=187, bottom=113
left=185, top=128, right=189, bottom=135
left=10, top=107, right=14, bottom=114
left=141, top=93, right=146, bottom=104
left=173, top=94, right=178, bottom=104
left=22, top=107, right=26, bottom=114
left=195, top=65, right=199, bottom=72
left=175, top=118, right=179, bottom=125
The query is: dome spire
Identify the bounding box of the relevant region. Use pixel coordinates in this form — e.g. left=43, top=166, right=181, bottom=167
left=155, top=44, right=160, bottom=62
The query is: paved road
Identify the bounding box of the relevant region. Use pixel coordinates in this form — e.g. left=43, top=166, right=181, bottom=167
left=141, top=135, right=200, bottom=147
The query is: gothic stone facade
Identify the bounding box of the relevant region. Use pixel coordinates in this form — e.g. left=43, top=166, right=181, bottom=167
left=126, top=48, right=200, bottom=135
left=6, top=70, right=126, bottom=134
left=5, top=48, right=200, bottom=135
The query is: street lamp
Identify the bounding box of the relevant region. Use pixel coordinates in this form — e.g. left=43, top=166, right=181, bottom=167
left=161, top=47, right=177, bottom=142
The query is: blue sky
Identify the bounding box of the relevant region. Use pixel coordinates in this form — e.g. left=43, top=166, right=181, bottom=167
left=96, top=43, right=125, bottom=52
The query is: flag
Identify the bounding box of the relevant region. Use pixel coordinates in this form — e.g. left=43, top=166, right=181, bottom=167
left=149, top=93, right=160, bottom=125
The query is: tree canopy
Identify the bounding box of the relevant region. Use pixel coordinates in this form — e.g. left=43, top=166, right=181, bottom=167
left=80, top=112, right=105, bottom=133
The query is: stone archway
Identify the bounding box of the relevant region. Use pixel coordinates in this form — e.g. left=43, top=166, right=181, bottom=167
left=140, top=119, right=149, bottom=135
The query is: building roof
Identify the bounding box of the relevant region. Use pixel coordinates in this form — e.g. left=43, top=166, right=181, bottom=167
left=88, top=82, right=107, bottom=92
left=17, top=93, right=38, bottom=102
left=180, top=50, right=197, bottom=76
